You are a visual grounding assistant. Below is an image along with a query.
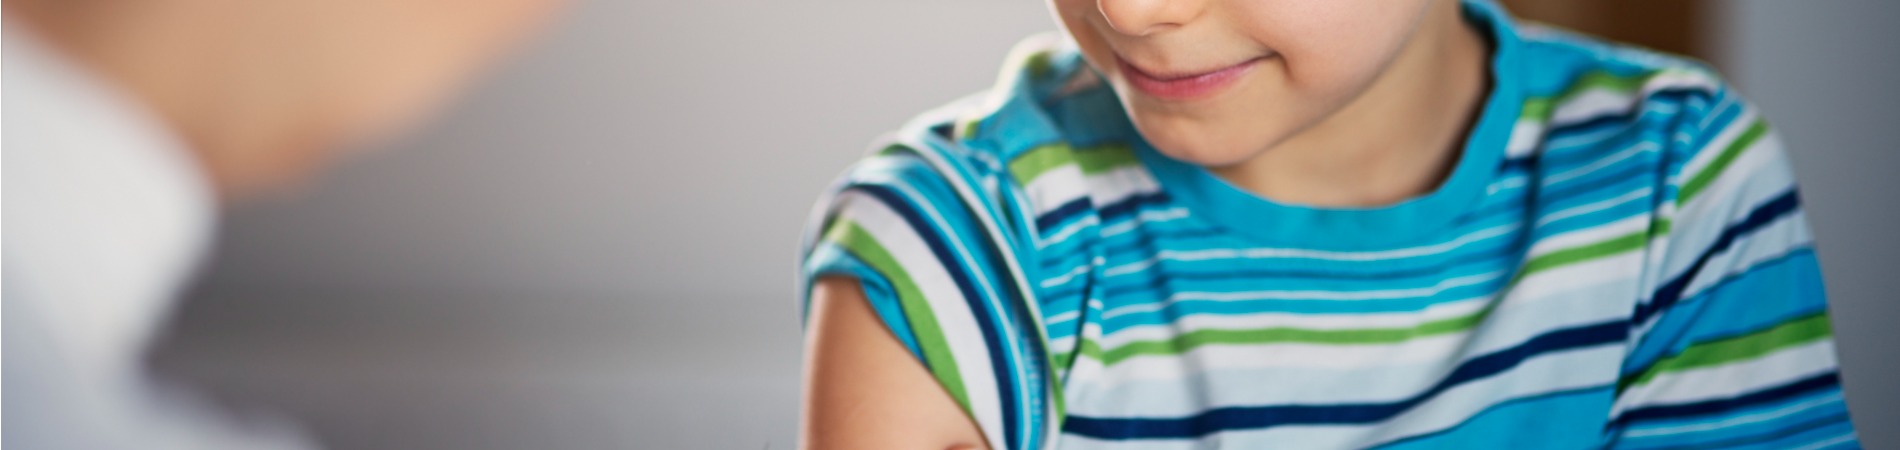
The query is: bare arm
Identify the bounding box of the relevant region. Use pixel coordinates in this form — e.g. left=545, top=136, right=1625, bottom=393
left=800, top=277, right=989, bottom=450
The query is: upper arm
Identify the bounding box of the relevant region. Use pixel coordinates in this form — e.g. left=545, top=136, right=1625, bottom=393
left=1607, top=90, right=1854, bottom=448
left=797, top=149, right=1056, bottom=450
left=801, top=276, right=988, bottom=450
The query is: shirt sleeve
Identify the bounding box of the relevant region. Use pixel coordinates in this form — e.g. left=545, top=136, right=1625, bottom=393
left=1607, top=91, right=1857, bottom=448
left=798, top=144, right=1056, bottom=450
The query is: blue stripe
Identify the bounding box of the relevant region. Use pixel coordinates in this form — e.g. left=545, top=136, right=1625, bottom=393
left=1061, top=320, right=1628, bottom=439
left=1368, top=385, right=1614, bottom=450
left=1621, top=412, right=1850, bottom=450
left=1636, top=189, right=1802, bottom=326
left=1035, top=197, right=1094, bottom=232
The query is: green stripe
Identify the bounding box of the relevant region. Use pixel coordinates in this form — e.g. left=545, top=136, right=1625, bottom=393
left=1620, top=313, right=1833, bottom=392
left=1007, top=144, right=1138, bottom=185
left=1513, top=230, right=1649, bottom=284
left=825, top=220, right=973, bottom=411
left=1083, top=305, right=1495, bottom=366
left=1678, top=119, right=1769, bottom=206
left=1520, top=69, right=1662, bottom=121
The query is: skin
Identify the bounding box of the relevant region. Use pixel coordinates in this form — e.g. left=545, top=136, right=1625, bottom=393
left=6, top=0, right=565, bottom=200
left=1059, top=0, right=1491, bottom=207
left=802, top=0, right=1491, bottom=448
left=803, top=278, right=989, bottom=450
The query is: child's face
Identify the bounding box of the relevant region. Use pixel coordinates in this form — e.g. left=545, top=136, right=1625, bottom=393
left=1051, top=0, right=1440, bottom=166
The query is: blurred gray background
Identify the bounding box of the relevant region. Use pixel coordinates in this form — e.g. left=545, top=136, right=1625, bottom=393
left=149, top=0, right=1899, bottom=448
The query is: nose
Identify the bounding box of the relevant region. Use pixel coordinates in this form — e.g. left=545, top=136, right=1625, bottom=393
left=1097, top=0, right=1206, bottom=36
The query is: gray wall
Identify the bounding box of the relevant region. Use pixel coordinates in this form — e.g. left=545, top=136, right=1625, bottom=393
left=1720, top=0, right=1900, bottom=445
left=153, top=0, right=1898, bottom=448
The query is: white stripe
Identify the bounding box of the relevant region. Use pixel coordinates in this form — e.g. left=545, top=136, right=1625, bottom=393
left=1507, top=121, right=1545, bottom=157
left=1094, top=296, right=1493, bottom=350
left=1024, top=164, right=1089, bottom=216
left=1675, top=107, right=1760, bottom=186
left=1168, top=270, right=1503, bottom=303
left=1550, top=87, right=1640, bottom=126
left=1507, top=250, right=1644, bottom=304
left=1037, top=214, right=1097, bottom=247
left=1535, top=186, right=1653, bottom=227
left=1543, top=141, right=1658, bottom=186
left=1039, top=261, right=1094, bottom=289
left=1789, top=432, right=1857, bottom=450
left=1549, top=70, right=1718, bottom=127
left=1099, top=207, right=1190, bottom=237
left=1044, top=310, right=1080, bottom=327
left=1524, top=214, right=1649, bottom=262
left=1660, top=129, right=1796, bottom=287
left=1081, top=272, right=1636, bottom=382
left=1678, top=129, right=1786, bottom=220
left=1487, top=174, right=1528, bottom=196
left=1024, top=161, right=1159, bottom=219
left=1679, top=214, right=1813, bottom=307
left=1614, top=339, right=1838, bottom=413
left=1096, top=271, right=1501, bottom=322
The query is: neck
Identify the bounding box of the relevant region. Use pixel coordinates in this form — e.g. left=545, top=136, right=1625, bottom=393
left=1212, top=0, right=1492, bottom=207
left=7, top=0, right=333, bottom=200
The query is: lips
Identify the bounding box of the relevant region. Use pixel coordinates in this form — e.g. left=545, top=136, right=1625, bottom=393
left=1118, top=56, right=1264, bottom=101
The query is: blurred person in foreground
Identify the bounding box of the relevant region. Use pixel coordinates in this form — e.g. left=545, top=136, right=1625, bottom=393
left=4, top=0, right=562, bottom=447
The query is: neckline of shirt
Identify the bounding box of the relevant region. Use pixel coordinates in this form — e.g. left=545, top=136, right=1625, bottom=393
left=1047, top=0, right=1530, bottom=250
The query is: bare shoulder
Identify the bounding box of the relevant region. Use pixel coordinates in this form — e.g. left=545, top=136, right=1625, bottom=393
left=801, top=277, right=988, bottom=450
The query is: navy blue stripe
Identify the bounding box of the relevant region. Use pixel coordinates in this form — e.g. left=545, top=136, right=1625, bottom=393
left=1099, top=192, right=1171, bottom=219
left=1035, top=197, right=1094, bottom=232
left=1610, top=371, right=1841, bottom=428
left=1636, top=189, right=1801, bottom=326
left=1500, top=154, right=1538, bottom=173
left=1061, top=320, right=1628, bottom=439
left=860, top=184, right=1025, bottom=449
left=1034, top=191, right=1172, bottom=233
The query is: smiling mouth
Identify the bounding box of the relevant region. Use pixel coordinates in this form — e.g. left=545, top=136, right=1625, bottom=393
left=1118, top=55, right=1268, bottom=101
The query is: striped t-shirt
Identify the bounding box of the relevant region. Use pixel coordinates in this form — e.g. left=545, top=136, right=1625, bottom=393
left=797, top=1, right=1857, bottom=448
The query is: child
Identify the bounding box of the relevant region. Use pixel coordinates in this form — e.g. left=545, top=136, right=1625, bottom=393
left=798, top=0, right=1855, bottom=448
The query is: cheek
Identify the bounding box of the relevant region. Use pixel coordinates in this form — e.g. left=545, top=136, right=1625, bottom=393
left=1232, top=0, right=1422, bottom=97
left=1049, top=0, right=1115, bottom=71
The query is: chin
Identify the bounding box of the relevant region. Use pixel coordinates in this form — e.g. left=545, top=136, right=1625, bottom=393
left=1128, top=113, right=1270, bottom=168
